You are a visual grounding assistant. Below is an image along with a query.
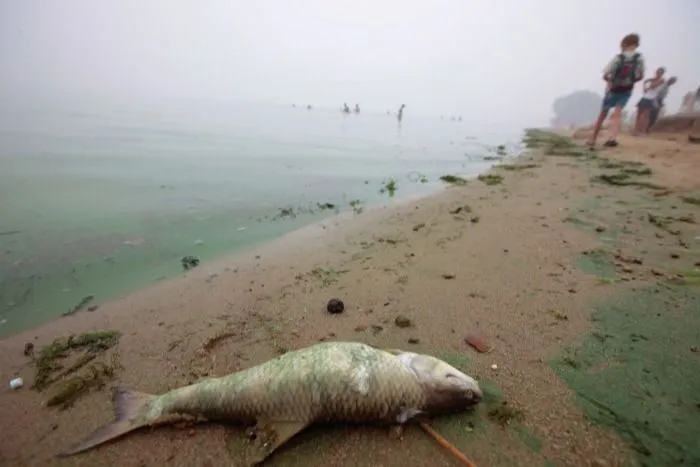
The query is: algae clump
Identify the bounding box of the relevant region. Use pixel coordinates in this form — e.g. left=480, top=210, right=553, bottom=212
left=439, top=174, right=469, bottom=186
left=477, top=174, right=504, bottom=186
left=31, top=330, right=122, bottom=394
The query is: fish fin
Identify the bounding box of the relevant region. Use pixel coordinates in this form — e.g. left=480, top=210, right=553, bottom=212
left=239, top=420, right=308, bottom=466
left=57, top=385, right=158, bottom=457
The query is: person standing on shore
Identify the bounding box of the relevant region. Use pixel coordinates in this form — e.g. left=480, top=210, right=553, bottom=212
left=586, top=33, right=645, bottom=148
left=648, top=76, right=677, bottom=131
left=633, top=67, right=666, bottom=135
left=397, top=104, right=406, bottom=123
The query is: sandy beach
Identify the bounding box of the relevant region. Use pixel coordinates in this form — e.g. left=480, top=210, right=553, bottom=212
left=1, top=129, right=699, bottom=466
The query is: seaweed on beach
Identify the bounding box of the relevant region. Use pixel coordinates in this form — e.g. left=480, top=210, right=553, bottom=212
left=379, top=179, right=398, bottom=197
left=349, top=199, right=364, bottom=214
left=31, top=330, right=122, bottom=392
left=680, top=195, right=700, bottom=207
left=477, top=174, right=503, bottom=186
left=522, top=129, right=586, bottom=157
left=494, top=163, right=540, bottom=171
left=46, top=353, right=124, bottom=409
left=439, top=174, right=468, bottom=186
left=61, top=295, right=95, bottom=317
left=592, top=172, right=664, bottom=190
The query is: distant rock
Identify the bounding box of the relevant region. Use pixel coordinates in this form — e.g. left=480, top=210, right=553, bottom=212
left=551, top=90, right=603, bottom=128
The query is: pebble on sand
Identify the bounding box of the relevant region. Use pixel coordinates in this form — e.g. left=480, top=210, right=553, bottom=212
left=326, top=298, right=345, bottom=314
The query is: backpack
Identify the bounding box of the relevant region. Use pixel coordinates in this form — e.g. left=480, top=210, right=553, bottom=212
left=610, top=53, right=640, bottom=90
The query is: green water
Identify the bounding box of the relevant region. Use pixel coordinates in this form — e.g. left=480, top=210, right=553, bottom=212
left=0, top=98, right=522, bottom=337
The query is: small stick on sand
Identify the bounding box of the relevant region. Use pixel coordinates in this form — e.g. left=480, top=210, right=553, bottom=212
left=419, top=421, right=477, bottom=467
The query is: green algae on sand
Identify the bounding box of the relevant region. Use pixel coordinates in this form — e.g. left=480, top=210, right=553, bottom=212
left=552, top=285, right=700, bottom=466
left=31, top=331, right=123, bottom=408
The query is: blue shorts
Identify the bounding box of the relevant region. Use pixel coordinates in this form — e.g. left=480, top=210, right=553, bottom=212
left=602, top=91, right=632, bottom=111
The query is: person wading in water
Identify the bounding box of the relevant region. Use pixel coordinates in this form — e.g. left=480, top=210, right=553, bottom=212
left=397, top=104, right=406, bottom=123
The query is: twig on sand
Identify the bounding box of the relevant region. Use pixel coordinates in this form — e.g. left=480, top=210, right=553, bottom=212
left=419, top=421, right=478, bottom=467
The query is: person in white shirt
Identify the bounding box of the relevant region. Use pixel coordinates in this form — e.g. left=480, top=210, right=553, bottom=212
left=648, top=76, right=677, bottom=131
left=633, top=67, right=665, bottom=135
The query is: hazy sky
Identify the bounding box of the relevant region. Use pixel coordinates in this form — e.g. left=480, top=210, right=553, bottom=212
left=1, top=0, right=698, bottom=126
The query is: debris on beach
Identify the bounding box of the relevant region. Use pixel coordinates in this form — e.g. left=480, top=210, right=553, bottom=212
left=394, top=315, right=413, bottom=328
left=30, top=331, right=122, bottom=393
left=495, top=163, right=540, bottom=171
left=441, top=273, right=456, bottom=279
left=181, top=255, right=200, bottom=270
left=316, top=202, right=336, bottom=211
left=9, top=377, right=23, bottom=390
left=439, top=174, right=468, bottom=186
left=326, top=298, right=345, bottom=314
left=24, top=342, right=34, bottom=357
left=47, top=355, right=123, bottom=409
left=464, top=335, right=489, bottom=353
left=273, top=206, right=297, bottom=219
left=592, top=172, right=664, bottom=190
left=61, top=295, right=95, bottom=317
left=349, top=199, right=364, bottom=214
left=379, top=178, right=398, bottom=197
left=449, top=204, right=472, bottom=215
left=477, top=174, right=503, bottom=186
left=549, top=309, right=569, bottom=321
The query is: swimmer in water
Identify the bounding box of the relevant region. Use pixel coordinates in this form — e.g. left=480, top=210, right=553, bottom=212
left=397, top=104, right=406, bottom=123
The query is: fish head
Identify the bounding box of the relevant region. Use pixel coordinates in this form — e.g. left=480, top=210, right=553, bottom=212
left=399, top=352, right=483, bottom=414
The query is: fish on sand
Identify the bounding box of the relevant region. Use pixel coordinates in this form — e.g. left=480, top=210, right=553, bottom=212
left=59, top=341, right=483, bottom=465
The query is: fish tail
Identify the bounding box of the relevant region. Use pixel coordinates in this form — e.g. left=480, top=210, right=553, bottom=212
left=57, top=384, right=159, bottom=457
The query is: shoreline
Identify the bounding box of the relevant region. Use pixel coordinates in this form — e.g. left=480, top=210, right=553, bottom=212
left=1, top=130, right=699, bottom=466
left=0, top=155, right=509, bottom=340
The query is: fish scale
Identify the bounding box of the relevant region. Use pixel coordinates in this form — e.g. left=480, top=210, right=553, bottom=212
left=59, top=341, right=483, bottom=466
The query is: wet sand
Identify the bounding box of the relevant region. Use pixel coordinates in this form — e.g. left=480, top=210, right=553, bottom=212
left=1, top=131, right=699, bottom=466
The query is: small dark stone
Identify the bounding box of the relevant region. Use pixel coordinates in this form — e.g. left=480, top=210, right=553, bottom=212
left=408, top=337, right=420, bottom=344
left=670, top=253, right=680, bottom=259
left=394, top=315, right=413, bottom=328
left=327, top=299, right=345, bottom=314
left=595, top=225, right=606, bottom=233
left=442, top=273, right=456, bottom=280
left=87, top=305, right=99, bottom=312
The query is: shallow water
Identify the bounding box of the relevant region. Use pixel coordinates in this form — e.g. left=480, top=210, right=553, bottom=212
left=0, top=98, right=522, bottom=337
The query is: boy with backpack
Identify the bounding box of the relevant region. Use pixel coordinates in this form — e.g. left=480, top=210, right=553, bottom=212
left=586, top=33, right=645, bottom=148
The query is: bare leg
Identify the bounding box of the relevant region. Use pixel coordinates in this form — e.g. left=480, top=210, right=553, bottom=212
left=608, top=106, right=623, bottom=141
left=586, top=109, right=609, bottom=146
left=637, top=109, right=650, bottom=135
left=633, top=109, right=643, bottom=135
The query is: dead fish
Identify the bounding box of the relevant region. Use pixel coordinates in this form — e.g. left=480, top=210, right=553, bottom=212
left=59, top=341, right=483, bottom=465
